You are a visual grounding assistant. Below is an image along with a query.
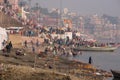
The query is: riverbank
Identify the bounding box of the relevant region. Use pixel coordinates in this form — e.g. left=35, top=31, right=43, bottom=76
left=0, top=48, right=112, bottom=80
left=0, top=64, right=71, bottom=80
left=0, top=34, right=112, bottom=80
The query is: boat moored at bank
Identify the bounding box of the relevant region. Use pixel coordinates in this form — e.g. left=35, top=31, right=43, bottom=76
left=111, top=70, right=120, bottom=78
left=73, top=46, right=118, bottom=52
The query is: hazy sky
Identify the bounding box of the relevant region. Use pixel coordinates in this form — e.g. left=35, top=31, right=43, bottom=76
left=27, top=0, right=120, bottom=16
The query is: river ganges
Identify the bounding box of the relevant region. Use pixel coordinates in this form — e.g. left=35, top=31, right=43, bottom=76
left=72, top=47, right=120, bottom=80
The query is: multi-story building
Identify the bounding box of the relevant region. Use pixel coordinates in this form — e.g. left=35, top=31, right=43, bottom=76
left=0, top=0, right=3, bottom=3
left=0, top=0, right=19, bottom=9
left=9, top=0, right=19, bottom=9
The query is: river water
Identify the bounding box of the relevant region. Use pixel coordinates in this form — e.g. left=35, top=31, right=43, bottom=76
left=72, top=48, right=120, bottom=80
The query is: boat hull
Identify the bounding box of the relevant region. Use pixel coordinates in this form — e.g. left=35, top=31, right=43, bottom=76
left=111, top=70, right=120, bottom=78
left=73, top=47, right=117, bottom=52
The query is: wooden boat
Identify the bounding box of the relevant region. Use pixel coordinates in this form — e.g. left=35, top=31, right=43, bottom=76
left=73, top=46, right=117, bottom=52
left=111, top=70, right=120, bottom=78
left=113, top=78, right=120, bottom=80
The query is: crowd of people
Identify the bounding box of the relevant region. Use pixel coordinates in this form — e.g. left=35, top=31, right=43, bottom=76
left=0, top=1, right=95, bottom=65
left=2, top=40, right=13, bottom=56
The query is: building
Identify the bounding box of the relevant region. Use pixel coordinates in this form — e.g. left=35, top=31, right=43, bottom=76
left=9, top=0, right=19, bottom=9
left=0, top=0, right=19, bottom=9
left=0, top=0, right=3, bottom=3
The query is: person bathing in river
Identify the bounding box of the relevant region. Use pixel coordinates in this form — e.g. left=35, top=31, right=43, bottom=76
left=88, top=56, right=93, bottom=64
